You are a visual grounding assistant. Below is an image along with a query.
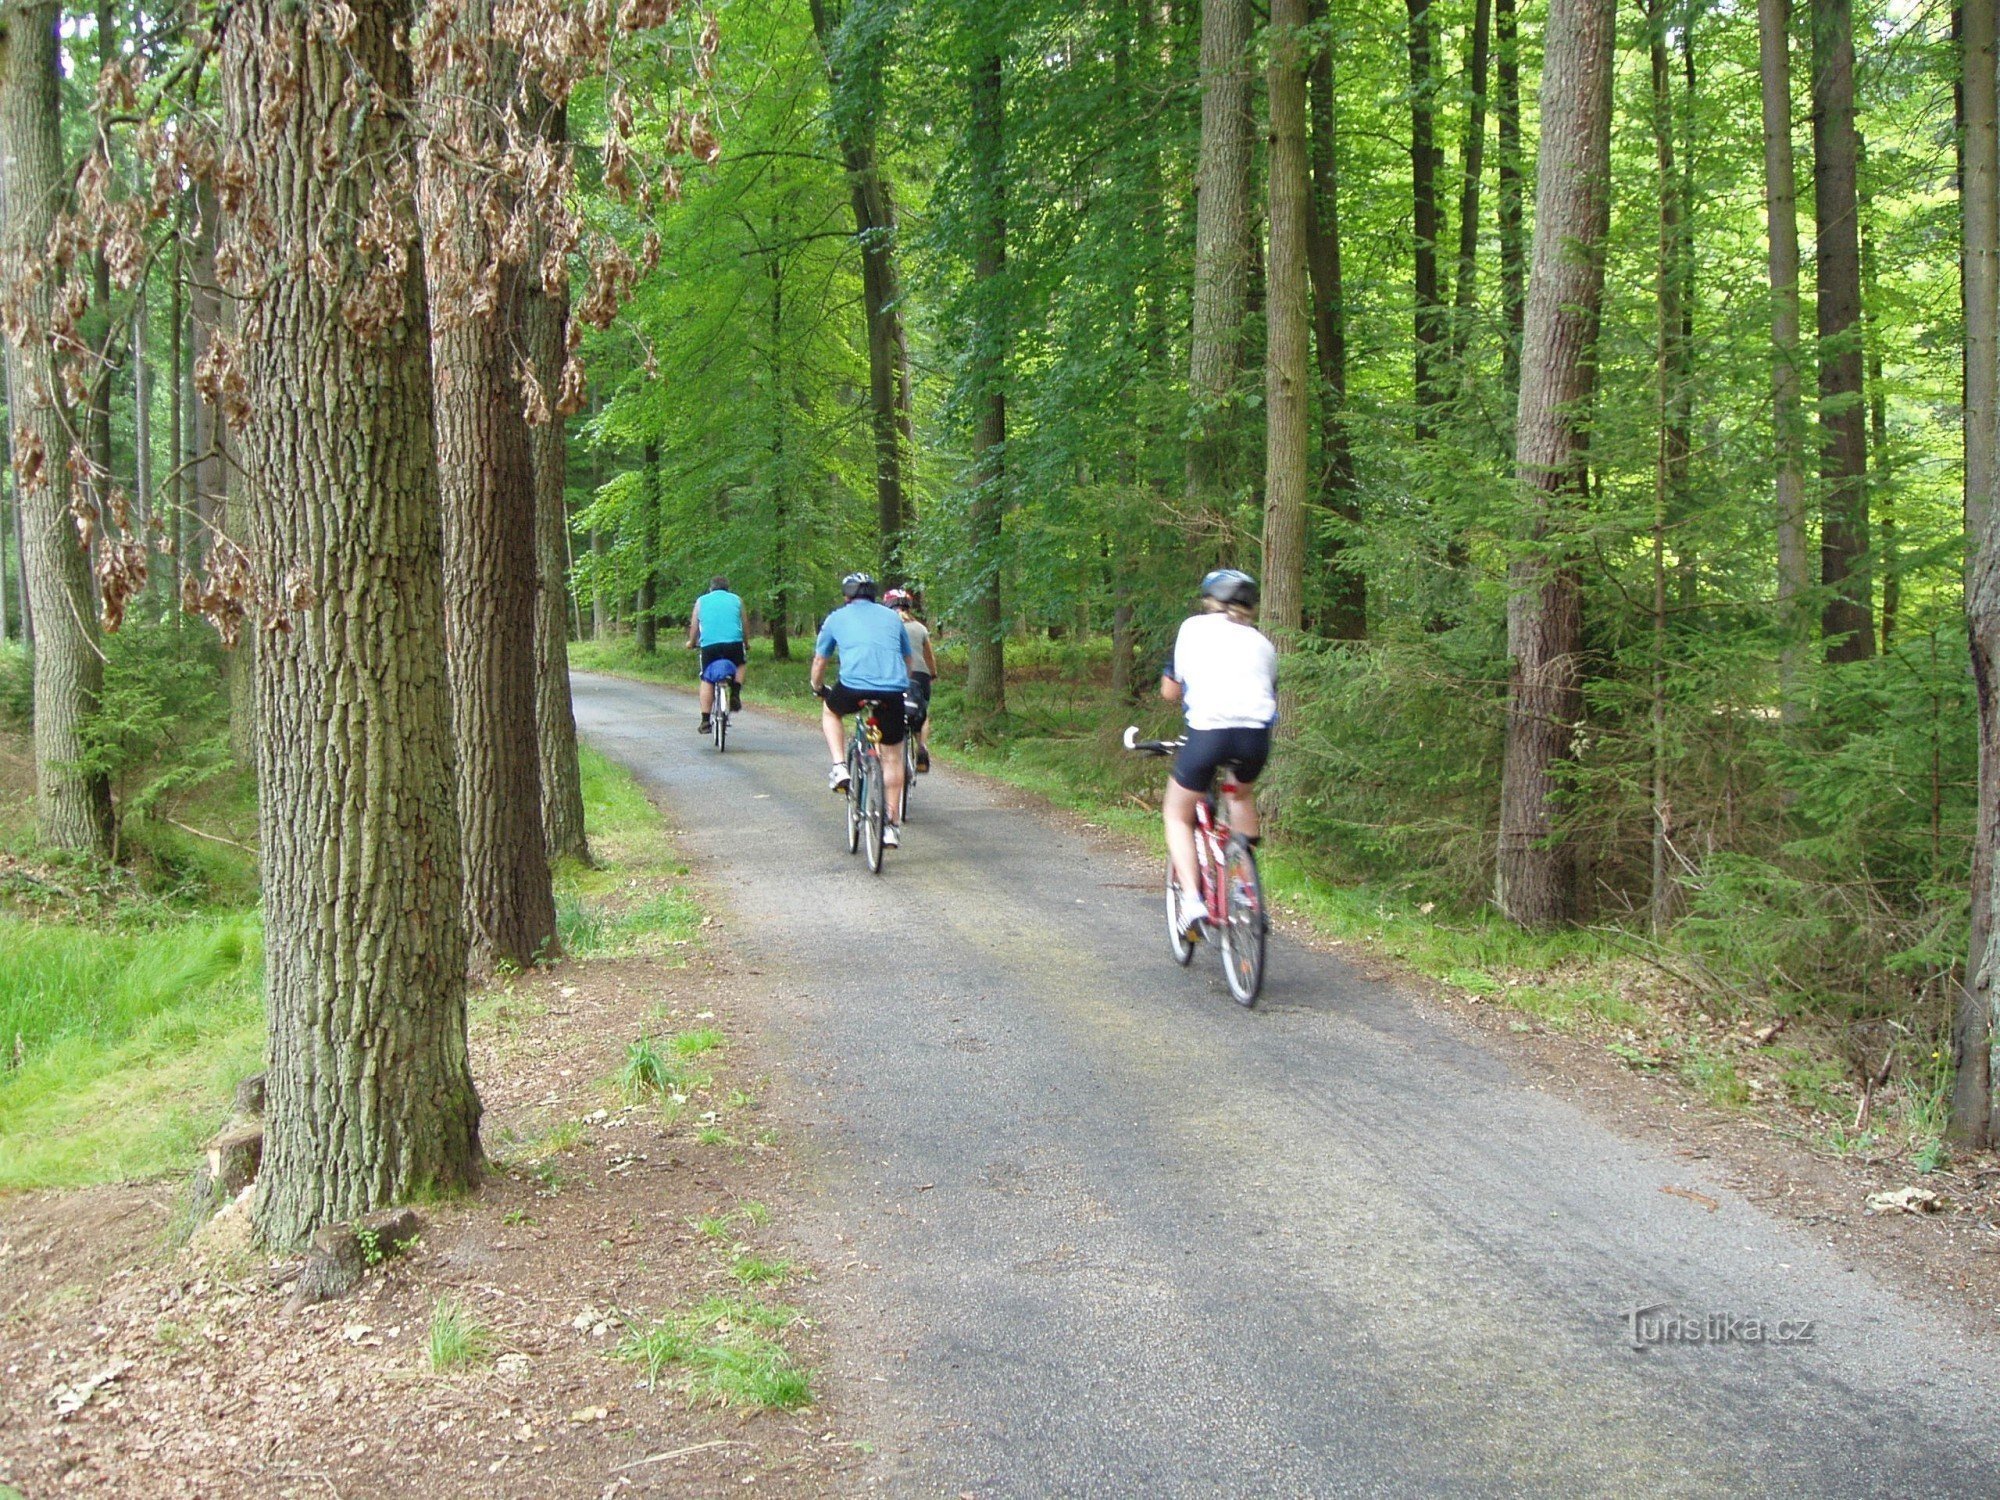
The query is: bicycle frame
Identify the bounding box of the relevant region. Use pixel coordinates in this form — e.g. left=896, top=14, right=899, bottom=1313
left=1190, top=778, right=1243, bottom=923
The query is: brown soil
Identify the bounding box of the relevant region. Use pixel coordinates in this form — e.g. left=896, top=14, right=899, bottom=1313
left=0, top=947, right=862, bottom=1498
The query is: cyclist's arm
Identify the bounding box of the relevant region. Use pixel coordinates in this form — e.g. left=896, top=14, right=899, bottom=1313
left=810, top=654, right=830, bottom=694
left=684, top=611, right=700, bottom=649
left=922, top=637, right=939, bottom=676
left=1160, top=675, right=1183, bottom=704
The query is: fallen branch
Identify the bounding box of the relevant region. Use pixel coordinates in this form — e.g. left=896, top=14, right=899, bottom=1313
left=160, top=816, right=257, bottom=853
left=612, top=1440, right=753, bottom=1473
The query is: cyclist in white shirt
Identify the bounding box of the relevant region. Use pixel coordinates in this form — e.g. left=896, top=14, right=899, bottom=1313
left=1159, top=569, right=1278, bottom=939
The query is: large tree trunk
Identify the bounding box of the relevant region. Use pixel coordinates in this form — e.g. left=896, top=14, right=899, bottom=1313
left=1496, top=0, right=1525, bottom=402
left=1261, top=0, right=1310, bottom=645
left=0, top=0, right=114, bottom=857
left=1307, top=8, right=1364, bottom=640
left=1956, top=0, right=1999, bottom=1147
left=1186, top=0, right=1254, bottom=519
left=1407, top=0, right=1444, bottom=436
left=808, top=0, right=912, bottom=575
left=1761, top=0, right=1811, bottom=720
left=1449, top=0, right=1493, bottom=368
left=222, top=0, right=480, bottom=1248
left=1811, top=0, right=1873, bottom=661
left=963, top=32, right=1007, bottom=728
left=1495, top=0, right=1615, bottom=929
left=421, top=10, right=557, bottom=975
left=524, top=100, right=589, bottom=869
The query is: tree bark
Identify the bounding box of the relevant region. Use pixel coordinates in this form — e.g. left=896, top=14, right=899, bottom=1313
left=1957, top=0, right=1999, bottom=1147
left=964, top=30, right=1007, bottom=728
left=0, top=0, right=114, bottom=857
left=1495, top=0, right=1615, bottom=929
left=1262, top=0, right=1310, bottom=649
left=1496, top=0, right=1525, bottom=402
left=1450, top=0, right=1493, bottom=369
left=1307, top=8, right=1364, bottom=640
left=1407, top=0, right=1444, bottom=435
left=808, top=0, right=912, bottom=575
left=523, top=99, right=588, bottom=868
left=1812, top=0, right=1873, bottom=661
left=421, top=9, right=557, bottom=975
left=221, top=0, right=480, bottom=1248
left=1186, top=0, right=1254, bottom=516
left=1760, top=0, right=1812, bottom=722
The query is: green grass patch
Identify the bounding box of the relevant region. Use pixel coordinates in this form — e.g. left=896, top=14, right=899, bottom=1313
left=614, top=1294, right=813, bottom=1408
left=427, top=1296, right=493, bottom=1372
left=729, top=1252, right=794, bottom=1286
left=554, top=746, right=701, bottom=958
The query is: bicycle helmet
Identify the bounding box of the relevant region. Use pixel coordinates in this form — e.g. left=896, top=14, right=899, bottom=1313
left=883, top=587, right=914, bottom=609
left=1200, top=568, right=1259, bottom=608
left=841, top=571, right=878, bottom=600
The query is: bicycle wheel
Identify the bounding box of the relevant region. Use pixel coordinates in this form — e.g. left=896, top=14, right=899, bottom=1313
left=863, top=755, right=886, bottom=873
left=714, top=709, right=727, bottom=753
left=899, top=740, right=915, bottom=821
left=1218, top=839, right=1265, bottom=1006
left=845, top=748, right=862, bottom=853
left=1165, top=865, right=1194, bottom=966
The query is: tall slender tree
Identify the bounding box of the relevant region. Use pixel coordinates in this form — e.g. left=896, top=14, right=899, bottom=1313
left=1495, top=0, right=1616, bottom=928
left=221, top=0, right=480, bottom=1246
left=1307, top=3, right=1364, bottom=639
left=1760, top=0, right=1811, bottom=720
left=1407, top=0, right=1444, bottom=435
left=1262, top=0, right=1310, bottom=647
left=1812, top=0, right=1873, bottom=661
left=0, top=0, right=114, bottom=857
left=1187, top=0, right=1254, bottom=521
left=1449, top=0, right=1493, bottom=369
left=1496, top=0, right=1525, bottom=401
left=963, top=20, right=1008, bottom=727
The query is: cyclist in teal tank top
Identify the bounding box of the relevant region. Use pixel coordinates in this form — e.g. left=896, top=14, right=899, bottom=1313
left=685, top=575, right=748, bottom=732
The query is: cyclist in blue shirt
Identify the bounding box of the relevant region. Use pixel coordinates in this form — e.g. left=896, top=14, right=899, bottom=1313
left=685, top=575, right=747, bottom=733
left=810, top=572, right=916, bottom=847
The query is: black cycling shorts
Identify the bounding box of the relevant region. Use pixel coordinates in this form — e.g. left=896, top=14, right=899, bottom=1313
left=1171, top=725, right=1272, bottom=793
left=700, top=641, right=747, bottom=673
left=906, top=671, right=933, bottom=726
left=824, top=682, right=908, bottom=745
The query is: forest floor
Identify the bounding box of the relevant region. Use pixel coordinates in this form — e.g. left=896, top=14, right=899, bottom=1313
left=0, top=726, right=864, bottom=1498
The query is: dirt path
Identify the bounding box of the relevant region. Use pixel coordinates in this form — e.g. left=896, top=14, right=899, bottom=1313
left=0, top=946, right=861, bottom=1497
left=574, top=670, right=2000, bottom=1498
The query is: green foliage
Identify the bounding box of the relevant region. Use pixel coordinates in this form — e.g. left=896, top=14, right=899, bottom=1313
left=427, top=1296, right=494, bottom=1372
left=614, top=1294, right=814, bottom=1408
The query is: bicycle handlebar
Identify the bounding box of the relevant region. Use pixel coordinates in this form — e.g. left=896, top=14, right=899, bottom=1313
left=1122, top=724, right=1183, bottom=757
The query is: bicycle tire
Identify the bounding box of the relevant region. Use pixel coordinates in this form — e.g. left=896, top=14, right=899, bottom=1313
left=845, top=748, right=862, bottom=853
left=900, top=741, right=915, bottom=822
left=1166, top=866, right=1194, bottom=966
left=1218, top=840, right=1265, bottom=1006
left=714, top=710, right=727, bottom=753
left=864, top=755, right=886, bottom=873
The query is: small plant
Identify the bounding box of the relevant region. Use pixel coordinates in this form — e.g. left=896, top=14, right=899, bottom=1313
left=613, top=1295, right=812, bottom=1409
left=724, top=1087, right=757, bottom=1110
left=696, top=1125, right=729, bottom=1147
left=356, top=1226, right=384, bottom=1267
left=502, top=1208, right=537, bottom=1227
left=738, top=1201, right=771, bottom=1228
left=427, top=1296, right=492, bottom=1372
left=1913, top=1137, right=1950, bottom=1174
left=621, top=1036, right=675, bottom=1099
left=672, top=1027, right=725, bottom=1058
left=729, top=1253, right=794, bottom=1286
left=693, top=1212, right=734, bottom=1241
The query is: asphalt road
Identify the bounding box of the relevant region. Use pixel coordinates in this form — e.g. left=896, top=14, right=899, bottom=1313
left=573, top=671, right=2000, bottom=1498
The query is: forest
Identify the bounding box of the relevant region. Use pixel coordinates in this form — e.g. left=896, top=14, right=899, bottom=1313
left=2, top=0, right=1999, bottom=1249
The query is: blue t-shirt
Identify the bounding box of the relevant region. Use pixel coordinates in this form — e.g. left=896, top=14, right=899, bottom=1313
left=693, top=590, right=745, bottom=646
left=814, top=600, right=912, bottom=692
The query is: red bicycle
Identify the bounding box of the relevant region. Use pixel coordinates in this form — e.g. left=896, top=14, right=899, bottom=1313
left=1124, top=727, right=1268, bottom=1006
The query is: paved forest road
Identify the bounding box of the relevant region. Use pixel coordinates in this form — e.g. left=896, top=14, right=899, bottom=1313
left=574, top=673, right=2000, bottom=1498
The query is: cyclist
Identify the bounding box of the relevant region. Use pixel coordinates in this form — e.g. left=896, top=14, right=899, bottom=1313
left=883, top=588, right=938, bottom=772
left=1159, top=568, right=1278, bottom=940
left=686, top=574, right=746, bottom=734
left=811, top=572, right=916, bottom=847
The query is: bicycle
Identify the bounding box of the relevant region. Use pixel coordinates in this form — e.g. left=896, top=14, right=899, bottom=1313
left=898, top=686, right=927, bottom=822
left=699, top=659, right=739, bottom=753
left=1123, top=726, right=1268, bottom=1006
left=840, top=695, right=894, bottom=874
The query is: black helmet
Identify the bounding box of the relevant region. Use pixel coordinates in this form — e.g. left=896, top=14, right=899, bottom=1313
left=1200, top=568, right=1259, bottom=608
left=841, top=571, right=878, bottom=600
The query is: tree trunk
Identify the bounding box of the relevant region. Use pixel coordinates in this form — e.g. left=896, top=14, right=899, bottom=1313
left=636, top=443, right=659, bottom=654
left=1956, top=0, right=1999, bottom=1148
left=1495, top=0, right=1615, bottom=930
left=1450, top=0, right=1493, bottom=368
left=0, top=0, right=114, bottom=857
left=1496, top=0, right=1525, bottom=402
left=808, top=0, right=911, bottom=576
left=1812, top=0, right=1873, bottom=662
left=1307, top=8, right=1364, bottom=640
left=964, top=31, right=1008, bottom=729
left=190, top=183, right=225, bottom=541
left=421, top=11, right=557, bottom=975
left=1761, top=0, right=1812, bottom=722
left=1407, top=0, right=1443, bottom=435
left=221, top=0, right=480, bottom=1248
left=523, top=99, right=588, bottom=869
left=590, top=527, right=608, bottom=637
left=1186, top=0, right=1254, bottom=517
left=1262, top=0, right=1310, bottom=649
left=1860, top=135, right=1895, bottom=646
left=83, top=0, right=114, bottom=541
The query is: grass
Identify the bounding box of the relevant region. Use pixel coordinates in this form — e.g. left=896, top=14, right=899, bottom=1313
left=614, top=1293, right=813, bottom=1408
left=427, top=1296, right=493, bottom=1372
left=618, top=1036, right=712, bottom=1104
left=554, top=746, right=702, bottom=959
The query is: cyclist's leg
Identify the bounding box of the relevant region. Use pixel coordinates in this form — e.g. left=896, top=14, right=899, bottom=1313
left=1219, top=727, right=1271, bottom=839
left=699, top=678, right=715, bottom=716
left=820, top=702, right=848, bottom=763
left=1163, top=780, right=1204, bottom=903
left=875, top=694, right=909, bottom=822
